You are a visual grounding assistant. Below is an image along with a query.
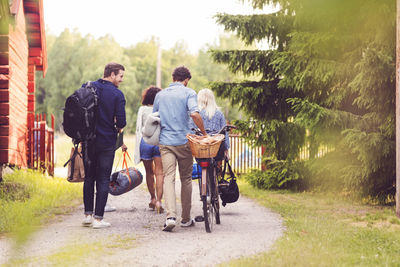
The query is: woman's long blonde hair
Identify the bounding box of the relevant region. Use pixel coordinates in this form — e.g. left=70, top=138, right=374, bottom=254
left=197, top=88, right=218, bottom=119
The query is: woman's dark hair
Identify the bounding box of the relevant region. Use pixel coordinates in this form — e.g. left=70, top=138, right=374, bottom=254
left=172, top=66, right=191, bottom=82
left=142, top=86, right=162, bottom=105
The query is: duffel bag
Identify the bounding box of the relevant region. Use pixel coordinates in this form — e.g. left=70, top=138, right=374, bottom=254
left=109, top=152, right=143, bottom=196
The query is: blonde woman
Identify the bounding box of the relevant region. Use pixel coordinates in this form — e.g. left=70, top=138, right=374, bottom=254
left=189, top=88, right=230, bottom=162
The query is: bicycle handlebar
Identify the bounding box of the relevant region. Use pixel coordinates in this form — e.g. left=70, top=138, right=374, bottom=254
left=191, top=125, right=237, bottom=136
left=217, top=125, right=237, bottom=135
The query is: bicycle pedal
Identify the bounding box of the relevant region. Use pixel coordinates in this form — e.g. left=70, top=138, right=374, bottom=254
left=195, top=215, right=204, bottom=222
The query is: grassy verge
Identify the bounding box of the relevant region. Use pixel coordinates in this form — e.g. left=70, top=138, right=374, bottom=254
left=0, top=133, right=139, bottom=243
left=223, top=180, right=400, bottom=266
left=0, top=170, right=82, bottom=244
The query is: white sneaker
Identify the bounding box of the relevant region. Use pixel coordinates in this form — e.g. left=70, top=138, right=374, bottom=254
left=162, top=217, right=176, bottom=232
left=82, top=215, right=93, bottom=226
left=181, top=218, right=195, bottom=227
left=104, top=204, right=116, bottom=212
left=92, top=219, right=111, bottom=229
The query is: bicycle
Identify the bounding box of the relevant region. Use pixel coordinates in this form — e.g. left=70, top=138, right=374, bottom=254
left=188, top=124, right=236, bottom=233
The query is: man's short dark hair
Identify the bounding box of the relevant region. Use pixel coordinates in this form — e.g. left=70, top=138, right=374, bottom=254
left=104, top=63, right=125, bottom=78
left=172, top=66, right=191, bottom=82
left=142, top=86, right=162, bottom=105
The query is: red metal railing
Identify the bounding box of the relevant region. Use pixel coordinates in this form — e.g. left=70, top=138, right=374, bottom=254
left=27, top=113, right=55, bottom=176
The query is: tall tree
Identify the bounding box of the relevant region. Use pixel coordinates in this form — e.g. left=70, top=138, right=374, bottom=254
left=211, top=0, right=395, bottom=200
left=36, top=29, right=138, bottom=131
left=196, top=34, right=254, bottom=121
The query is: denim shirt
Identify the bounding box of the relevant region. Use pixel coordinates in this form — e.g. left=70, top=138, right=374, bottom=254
left=153, top=82, right=199, bottom=146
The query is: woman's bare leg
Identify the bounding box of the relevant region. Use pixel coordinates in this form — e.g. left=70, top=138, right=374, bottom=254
left=143, top=160, right=156, bottom=208
left=153, top=156, right=164, bottom=213
left=153, top=157, right=164, bottom=201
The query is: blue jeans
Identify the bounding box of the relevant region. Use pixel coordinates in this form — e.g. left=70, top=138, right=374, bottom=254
left=83, top=141, right=115, bottom=219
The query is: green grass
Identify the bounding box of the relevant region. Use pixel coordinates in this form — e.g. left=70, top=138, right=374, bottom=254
left=0, top=170, right=82, bottom=244
left=222, top=180, right=400, bottom=267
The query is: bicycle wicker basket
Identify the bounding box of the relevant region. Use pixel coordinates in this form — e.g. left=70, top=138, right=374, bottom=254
left=186, top=133, right=224, bottom=158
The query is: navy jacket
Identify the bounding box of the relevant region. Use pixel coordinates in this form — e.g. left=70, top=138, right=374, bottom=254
left=86, top=79, right=126, bottom=147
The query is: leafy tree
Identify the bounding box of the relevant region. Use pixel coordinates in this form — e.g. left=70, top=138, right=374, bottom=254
left=36, top=31, right=246, bottom=134
left=161, top=41, right=197, bottom=88
left=124, top=37, right=158, bottom=90
left=211, top=0, right=395, bottom=201
left=36, top=29, right=138, bottom=131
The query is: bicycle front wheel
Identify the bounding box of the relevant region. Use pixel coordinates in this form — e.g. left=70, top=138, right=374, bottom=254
left=211, top=165, right=220, bottom=225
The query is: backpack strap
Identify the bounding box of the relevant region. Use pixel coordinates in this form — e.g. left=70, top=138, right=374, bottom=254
left=63, top=143, right=79, bottom=167
left=85, top=81, right=98, bottom=141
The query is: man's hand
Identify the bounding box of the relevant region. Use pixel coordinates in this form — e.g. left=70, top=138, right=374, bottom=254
left=190, top=112, right=207, bottom=136
left=121, top=143, right=128, bottom=152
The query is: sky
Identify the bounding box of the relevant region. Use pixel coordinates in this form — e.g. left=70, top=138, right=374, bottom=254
left=43, top=0, right=274, bottom=53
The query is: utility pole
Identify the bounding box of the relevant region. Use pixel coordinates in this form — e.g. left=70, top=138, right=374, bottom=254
left=396, top=0, right=400, bottom=218
left=156, top=41, right=162, bottom=88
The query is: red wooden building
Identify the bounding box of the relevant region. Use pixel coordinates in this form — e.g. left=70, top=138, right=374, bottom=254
left=0, top=0, right=47, bottom=169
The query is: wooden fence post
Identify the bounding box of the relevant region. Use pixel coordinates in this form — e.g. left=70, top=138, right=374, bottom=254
left=39, top=120, right=45, bottom=173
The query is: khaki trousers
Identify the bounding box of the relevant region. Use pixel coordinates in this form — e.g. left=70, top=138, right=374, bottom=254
left=159, top=143, right=193, bottom=221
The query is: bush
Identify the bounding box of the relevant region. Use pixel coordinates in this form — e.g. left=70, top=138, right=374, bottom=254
left=244, top=160, right=308, bottom=191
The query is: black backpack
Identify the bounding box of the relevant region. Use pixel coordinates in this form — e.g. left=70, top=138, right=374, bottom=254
left=62, top=82, right=98, bottom=144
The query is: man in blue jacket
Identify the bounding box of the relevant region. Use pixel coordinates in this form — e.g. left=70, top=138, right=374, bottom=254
left=82, top=62, right=127, bottom=229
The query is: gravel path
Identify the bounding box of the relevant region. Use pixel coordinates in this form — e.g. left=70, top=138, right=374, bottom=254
left=0, top=167, right=284, bottom=266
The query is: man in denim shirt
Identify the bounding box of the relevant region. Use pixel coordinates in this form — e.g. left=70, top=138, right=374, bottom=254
left=82, top=62, right=127, bottom=229
left=153, top=66, right=206, bottom=231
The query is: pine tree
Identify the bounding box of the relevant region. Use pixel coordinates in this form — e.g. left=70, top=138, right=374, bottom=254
left=210, top=0, right=395, bottom=201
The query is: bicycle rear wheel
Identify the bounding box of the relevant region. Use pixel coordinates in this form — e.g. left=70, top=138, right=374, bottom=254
left=202, top=167, right=214, bottom=233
